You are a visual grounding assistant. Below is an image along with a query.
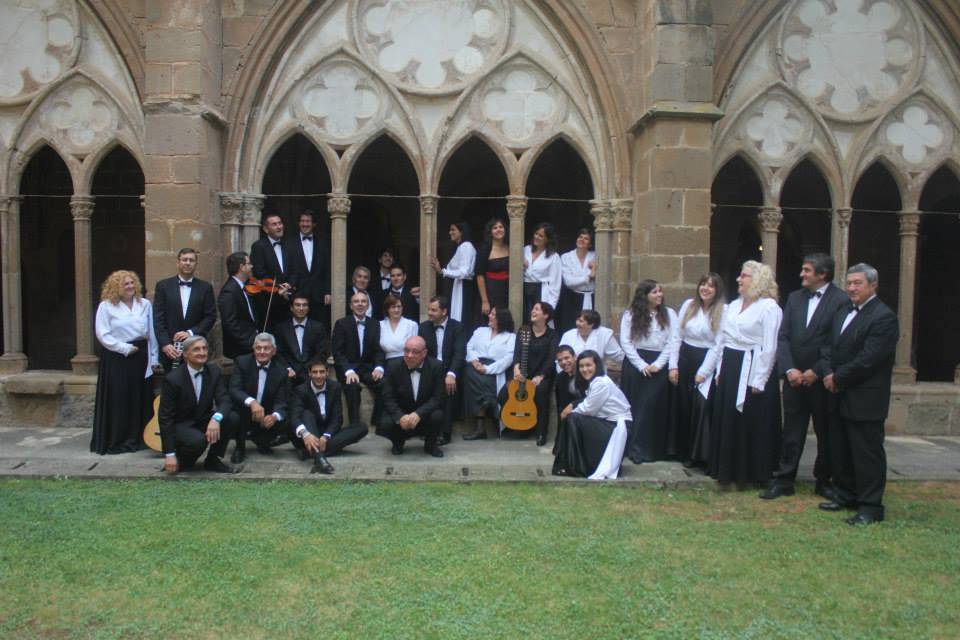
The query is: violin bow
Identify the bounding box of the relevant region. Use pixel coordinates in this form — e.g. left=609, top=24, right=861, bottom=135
left=262, top=273, right=277, bottom=333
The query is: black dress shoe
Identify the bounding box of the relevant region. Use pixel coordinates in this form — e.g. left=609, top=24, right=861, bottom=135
left=230, top=449, right=245, bottom=464
left=256, top=443, right=274, bottom=455
left=818, top=500, right=853, bottom=512
left=311, top=455, right=335, bottom=475
left=536, top=433, right=547, bottom=447
left=203, top=457, right=235, bottom=473
left=815, top=482, right=839, bottom=502
left=391, top=442, right=405, bottom=455
left=463, top=431, right=487, bottom=441
left=438, top=433, right=451, bottom=446
left=759, top=483, right=795, bottom=500
left=424, top=446, right=444, bottom=458
left=846, top=512, right=883, bottom=526
left=629, top=456, right=643, bottom=464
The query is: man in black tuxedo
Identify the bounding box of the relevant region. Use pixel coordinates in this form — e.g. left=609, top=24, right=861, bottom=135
left=286, top=210, right=331, bottom=324
left=387, top=264, right=420, bottom=321
left=376, top=336, right=446, bottom=457
left=375, top=248, right=395, bottom=293
left=250, top=213, right=295, bottom=330
left=332, top=291, right=385, bottom=426
left=816, top=263, right=898, bottom=525
left=276, top=294, right=329, bottom=383
left=158, top=336, right=234, bottom=474
left=218, top=251, right=259, bottom=359
left=762, top=253, right=849, bottom=500
left=227, top=332, right=290, bottom=463
left=346, top=265, right=381, bottom=319
left=555, top=345, right=580, bottom=440
left=153, top=248, right=218, bottom=371
left=290, top=359, right=368, bottom=474
left=418, top=296, right=465, bottom=444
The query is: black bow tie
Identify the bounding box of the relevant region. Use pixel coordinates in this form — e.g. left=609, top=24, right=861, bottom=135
left=302, top=236, right=313, bottom=241
left=294, top=324, right=305, bottom=330
left=807, top=290, right=822, bottom=299
left=179, top=280, right=193, bottom=287
left=409, top=367, right=423, bottom=374
left=434, top=324, right=444, bottom=332
left=258, top=364, right=270, bottom=371
left=849, top=304, right=860, bottom=313
left=272, top=241, right=282, bottom=248
left=356, top=319, right=365, bottom=326
left=315, top=388, right=326, bottom=396
left=193, top=370, right=203, bottom=378
left=392, top=289, right=402, bottom=295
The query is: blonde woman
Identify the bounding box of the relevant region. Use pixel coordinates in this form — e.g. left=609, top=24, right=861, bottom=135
left=701, top=261, right=782, bottom=487
left=91, top=270, right=159, bottom=454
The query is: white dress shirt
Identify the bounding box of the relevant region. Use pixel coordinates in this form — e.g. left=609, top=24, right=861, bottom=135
left=557, top=326, right=624, bottom=371
left=178, top=278, right=193, bottom=320
left=270, top=237, right=284, bottom=272
left=619, top=307, right=679, bottom=371
left=441, top=241, right=476, bottom=321
left=668, top=299, right=726, bottom=368
left=572, top=375, right=631, bottom=481
left=466, top=327, right=517, bottom=393
left=560, top=249, right=596, bottom=309
left=95, top=298, right=159, bottom=378
left=300, top=234, right=313, bottom=271
left=806, top=283, right=830, bottom=327
left=522, top=245, right=562, bottom=307
left=841, top=294, right=874, bottom=333
left=379, top=317, right=419, bottom=360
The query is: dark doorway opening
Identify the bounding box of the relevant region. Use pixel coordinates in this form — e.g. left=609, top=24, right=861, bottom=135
left=916, top=166, right=960, bottom=381
left=20, top=146, right=75, bottom=369
left=261, top=133, right=333, bottom=244
left=778, top=159, right=832, bottom=298
left=525, top=139, right=594, bottom=252
left=710, top=156, right=763, bottom=296
left=91, top=146, right=145, bottom=297
left=850, top=162, right=901, bottom=312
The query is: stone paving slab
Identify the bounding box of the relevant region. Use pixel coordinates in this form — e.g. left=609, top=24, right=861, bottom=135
left=0, top=426, right=957, bottom=484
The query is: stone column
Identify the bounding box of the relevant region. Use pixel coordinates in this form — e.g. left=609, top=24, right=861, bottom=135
left=0, top=196, right=26, bottom=372
left=831, top=207, right=852, bottom=285
left=611, top=199, right=633, bottom=320
left=506, top=195, right=527, bottom=322
left=70, top=195, right=98, bottom=375
left=758, top=205, right=783, bottom=269
left=591, top=200, right=613, bottom=324
left=328, top=194, right=351, bottom=321
left=219, top=192, right=245, bottom=255
left=418, top=194, right=438, bottom=321
left=241, top=194, right=265, bottom=251
left=893, top=211, right=920, bottom=383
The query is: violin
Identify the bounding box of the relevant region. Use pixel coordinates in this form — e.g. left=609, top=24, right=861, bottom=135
left=244, top=277, right=292, bottom=296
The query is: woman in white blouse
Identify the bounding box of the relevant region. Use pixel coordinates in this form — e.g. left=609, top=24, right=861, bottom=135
left=553, top=350, right=632, bottom=480
left=379, top=294, right=419, bottom=361
left=668, top=273, right=727, bottom=468
left=430, top=221, right=476, bottom=329
left=557, top=228, right=596, bottom=333
left=91, top=270, right=159, bottom=455
left=522, top=222, right=562, bottom=322
left=701, top=260, right=783, bottom=487
left=462, top=307, right=517, bottom=441
left=619, top=279, right=679, bottom=463
left=557, top=309, right=624, bottom=368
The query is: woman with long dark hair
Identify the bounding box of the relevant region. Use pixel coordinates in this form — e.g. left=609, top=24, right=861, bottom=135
left=522, top=222, right=561, bottom=322
left=619, top=279, right=678, bottom=463
left=701, top=260, right=783, bottom=487
left=504, top=301, right=559, bottom=446
left=552, top=350, right=631, bottom=479
left=557, top=228, right=596, bottom=333
left=462, top=307, right=516, bottom=440
left=430, top=221, right=476, bottom=328
left=668, top=273, right=727, bottom=467
left=475, top=217, right=509, bottom=322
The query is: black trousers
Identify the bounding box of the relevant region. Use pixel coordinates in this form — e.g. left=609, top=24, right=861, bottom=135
left=171, top=418, right=233, bottom=468
left=227, top=409, right=287, bottom=454
left=829, top=411, right=886, bottom=518
left=376, top=410, right=443, bottom=447
left=290, top=414, right=368, bottom=457
left=340, top=370, right=383, bottom=427
left=772, top=380, right=832, bottom=487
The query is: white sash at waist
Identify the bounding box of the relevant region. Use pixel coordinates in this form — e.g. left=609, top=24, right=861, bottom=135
left=589, top=417, right=628, bottom=480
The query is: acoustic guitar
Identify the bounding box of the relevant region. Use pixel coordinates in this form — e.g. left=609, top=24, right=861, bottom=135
left=142, top=395, right=162, bottom=453
left=501, top=326, right=538, bottom=430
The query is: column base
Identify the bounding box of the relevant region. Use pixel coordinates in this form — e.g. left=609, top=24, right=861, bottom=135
left=892, top=366, right=917, bottom=385
left=0, top=352, right=28, bottom=374
left=70, top=354, right=99, bottom=376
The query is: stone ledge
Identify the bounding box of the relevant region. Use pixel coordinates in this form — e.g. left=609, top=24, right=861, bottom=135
left=2, top=372, right=67, bottom=396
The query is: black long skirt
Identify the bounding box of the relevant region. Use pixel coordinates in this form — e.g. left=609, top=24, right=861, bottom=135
left=670, top=342, right=710, bottom=463
left=90, top=339, right=153, bottom=455
left=552, top=414, right=618, bottom=477
left=707, top=347, right=782, bottom=485
left=463, top=361, right=500, bottom=419
left=557, top=287, right=588, bottom=335
left=620, top=349, right=673, bottom=462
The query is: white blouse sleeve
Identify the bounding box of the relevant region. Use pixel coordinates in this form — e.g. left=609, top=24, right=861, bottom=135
left=749, top=300, right=783, bottom=390
left=442, top=242, right=476, bottom=280
left=602, top=330, right=625, bottom=364
left=95, top=302, right=133, bottom=356
left=561, top=252, right=591, bottom=290
left=669, top=300, right=693, bottom=370
left=655, top=307, right=679, bottom=369
left=466, top=331, right=481, bottom=362
left=145, top=300, right=159, bottom=371
left=542, top=253, right=562, bottom=307
left=573, top=376, right=611, bottom=417
left=698, top=313, right=726, bottom=381
left=485, top=334, right=516, bottom=375
left=619, top=310, right=648, bottom=370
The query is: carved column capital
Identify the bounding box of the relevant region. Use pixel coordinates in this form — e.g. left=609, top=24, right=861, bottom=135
left=833, top=207, right=852, bottom=229
left=590, top=200, right=613, bottom=232
left=419, top=194, right=438, bottom=216
left=242, top=193, right=265, bottom=225
left=898, top=211, right=920, bottom=236
left=611, top=199, right=632, bottom=232
left=70, top=195, right=95, bottom=222
left=327, top=194, right=351, bottom=219
left=506, top=195, right=527, bottom=219
left=219, top=192, right=245, bottom=225
left=0, top=195, right=17, bottom=212
left=758, top=205, right=783, bottom=233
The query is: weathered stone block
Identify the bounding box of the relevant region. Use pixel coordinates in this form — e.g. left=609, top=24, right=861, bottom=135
left=656, top=0, right=713, bottom=25
left=223, top=16, right=262, bottom=47
left=682, top=121, right=714, bottom=148
left=655, top=25, right=714, bottom=65
left=635, top=255, right=682, bottom=283
left=145, top=28, right=205, bottom=63
left=907, top=404, right=953, bottom=435
left=145, top=183, right=207, bottom=220
left=651, top=225, right=708, bottom=255
left=145, top=220, right=173, bottom=252
left=642, top=189, right=684, bottom=226
left=172, top=63, right=211, bottom=96
left=682, top=255, right=710, bottom=283
left=145, top=156, right=172, bottom=183
left=600, top=27, right=635, bottom=53
left=146, top=63, right=172, bottom=95
left=683, top=189, right=712, bottom=226
left=10, top=396, right=60, bottom=426
left=611, top=0, right=637, bottom=26
left=173, top=222, right=219, bottom=253
left=583, top=0, right=615, bottom=26
left=648, top=64, right=685, bottom=102
left=171, top=156, right=202, bottom=183
left=684, top=64, right=714, bottom=101
left=650, top=147, right=712, bottom=189
left=145, top=113, right=205, bottom=155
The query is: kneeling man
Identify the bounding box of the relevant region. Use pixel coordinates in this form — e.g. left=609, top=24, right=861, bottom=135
left=377, top=336, right=446, bottom=458
left=158, top=335, right=234, bottom=474
left=290, top=358, right=368, bottom=474
left=228, top=333, right=289, bottom=462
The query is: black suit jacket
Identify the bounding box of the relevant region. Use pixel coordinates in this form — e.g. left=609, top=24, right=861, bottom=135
left=386, top=286, right=419, bottom=321
left=331, top=315, right=385, bottom=379
left=346, top=286, right=383, bottom=320
left=228, top=354, right=290, bottom=419
left=290, top=379, right=344, bottom=437
left=287, top=235, right=330, bottom=307
left=381, top=357, right=446, bottom=423
left=418, top=318, right=466, bottom=376
left=251, top=236, right=298, bottom=292
left=218, top=278, right=259, bottom=358
left=158, top=362, right=230, bottom=455
left=153, top=276, right=217, bottom=348
left=777, top=283, right=848, bottom=375
left=276, top=317, right=330, bottom=378
left=816, top=297, right=898, bottom=421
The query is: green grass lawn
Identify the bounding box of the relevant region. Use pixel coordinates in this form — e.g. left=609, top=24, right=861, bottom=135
left=1, top=479, right=958, bottom=639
